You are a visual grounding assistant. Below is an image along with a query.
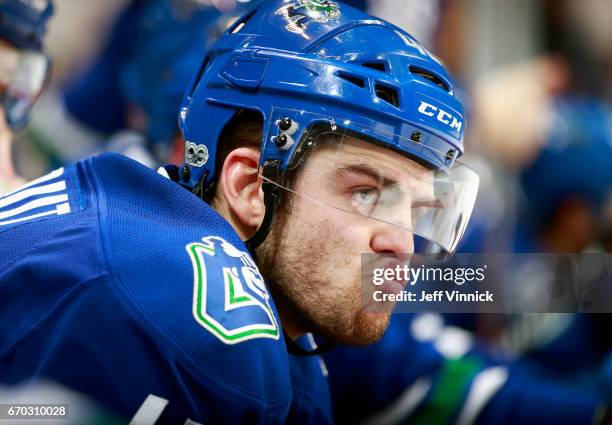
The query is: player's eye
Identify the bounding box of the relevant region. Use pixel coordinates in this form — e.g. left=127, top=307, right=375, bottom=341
left=351, top=187, right=380, bottom=214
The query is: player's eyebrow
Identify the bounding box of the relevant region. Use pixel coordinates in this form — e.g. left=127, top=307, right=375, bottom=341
left=335, top=163, right=398, bottom=187
left=412, top=199, right=444, bottom=210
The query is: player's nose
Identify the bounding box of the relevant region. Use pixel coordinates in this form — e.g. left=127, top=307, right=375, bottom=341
left=370, top=223, right=414, bottom=255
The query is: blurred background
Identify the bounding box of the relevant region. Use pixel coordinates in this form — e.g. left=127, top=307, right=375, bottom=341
left=3, top=0, right=612, bottom=423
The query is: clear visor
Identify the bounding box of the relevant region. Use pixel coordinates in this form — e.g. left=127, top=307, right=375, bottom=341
left=0, top=43, right=49, bottom=125
left=261, top=109, right=479, bottom=254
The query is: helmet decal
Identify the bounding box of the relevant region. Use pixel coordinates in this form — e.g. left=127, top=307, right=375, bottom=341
left=185, top=141, right=210, bottom=167
left=275, top=0, right=341, bottom=34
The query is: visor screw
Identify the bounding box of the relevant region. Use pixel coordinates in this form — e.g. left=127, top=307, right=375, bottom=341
left=411, top=131, right=422, bottom=143
left=279, top=117, right=293, bottom=131
left=181, top=164, right=191, bottom=181
left=445, top=150, right=456, bottom=161
left=274, top=133, right=288, bottom=148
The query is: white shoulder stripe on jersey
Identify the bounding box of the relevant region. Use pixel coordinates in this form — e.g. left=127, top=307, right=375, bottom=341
left=0, top=167, right=64, bottom=198
left=455, top=366, right=509, bottom=425
left=0, top=194, right=68, bottom=220
left=0, top=181, right=66, bottom=209
left=129, top=395, right=168, bottom=425
left=0, top=202, right=71, bottom=226
left=362, top=378, right=431, bottom=425
left=306, top=333, right=329, bottom=377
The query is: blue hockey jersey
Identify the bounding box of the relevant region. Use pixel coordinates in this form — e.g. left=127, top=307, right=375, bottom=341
left=0, top=153, right=330, bottom=424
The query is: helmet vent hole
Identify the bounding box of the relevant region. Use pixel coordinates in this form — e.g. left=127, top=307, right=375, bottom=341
left=335, top=71, right=366, bottom=88
left=409, top=65, right=450, bottom=92
left=375, top=83, right=400, bottom=108
left=360, top=61, right=388, bottom=73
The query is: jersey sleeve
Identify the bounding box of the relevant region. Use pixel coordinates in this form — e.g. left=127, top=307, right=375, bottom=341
left=0, top=161, right=106, bottom=359
left=0, top=153, right=294, bottom=424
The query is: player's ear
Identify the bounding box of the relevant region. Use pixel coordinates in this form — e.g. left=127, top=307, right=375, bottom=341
left=216, top=147, right=265, bottom=238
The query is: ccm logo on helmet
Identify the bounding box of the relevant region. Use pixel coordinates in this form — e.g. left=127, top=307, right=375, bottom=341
left=418, top=101, right=463, bottom=133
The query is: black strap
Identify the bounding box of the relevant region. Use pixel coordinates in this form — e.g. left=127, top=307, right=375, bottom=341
left=245, top=161, right=281, bottom=254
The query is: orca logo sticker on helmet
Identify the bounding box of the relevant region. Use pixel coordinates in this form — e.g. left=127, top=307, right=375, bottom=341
left=185, top=141, right=209, bottom=167
left=275, top=0, right=341, bottom=34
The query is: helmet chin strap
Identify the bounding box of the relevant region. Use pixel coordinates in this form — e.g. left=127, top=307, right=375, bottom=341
left=245, top=160, right=336, bottom=356
left=245, top=160, right=281, bottom=255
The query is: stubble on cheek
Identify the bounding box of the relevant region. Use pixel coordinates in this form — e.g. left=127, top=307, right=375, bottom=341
left=257, top=201, right=391, bottom=345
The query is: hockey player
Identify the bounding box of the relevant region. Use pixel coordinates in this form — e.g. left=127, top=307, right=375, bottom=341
left=31, top=3, right=612, bottom=424
left=0, top=1, right=478, bottom=423
left=0, top=0, right=53, bottom=193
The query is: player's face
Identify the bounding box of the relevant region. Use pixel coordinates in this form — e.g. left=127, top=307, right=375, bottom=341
left=258, top=137, right=433, bottom=345
left=0, top=38, right=48, bottom=129
left=0, top=40, right=20, bottom=119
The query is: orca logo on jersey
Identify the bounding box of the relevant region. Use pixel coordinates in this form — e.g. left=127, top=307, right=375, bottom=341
left=186, top=236, right=280, bottom=344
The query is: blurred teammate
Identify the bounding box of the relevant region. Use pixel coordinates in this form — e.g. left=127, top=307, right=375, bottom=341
left=0, top=0, right=53, bottom=193
left=60, top=0, right=232, bottom=165
left=325, top=312, right=612, bottom=425
left=0, top=1, right=478, bottom=423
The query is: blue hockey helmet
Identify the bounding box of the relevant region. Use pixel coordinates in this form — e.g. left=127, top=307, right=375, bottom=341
left=118, top=0, right=230, bottom=151
left=0, top=0, right=53, bottom=129
left=0, top=0, right=53, bottom=50
left=63, top=0, right=257, bottom=151
left=179, top=0, right=479, bottom=255
left=63, top=0, right=221, bottom=143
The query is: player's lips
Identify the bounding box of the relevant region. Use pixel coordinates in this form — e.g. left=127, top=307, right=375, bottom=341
left=381, top=279, right=406, bottom=296
left=379, top=260, right=409, bottom=295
